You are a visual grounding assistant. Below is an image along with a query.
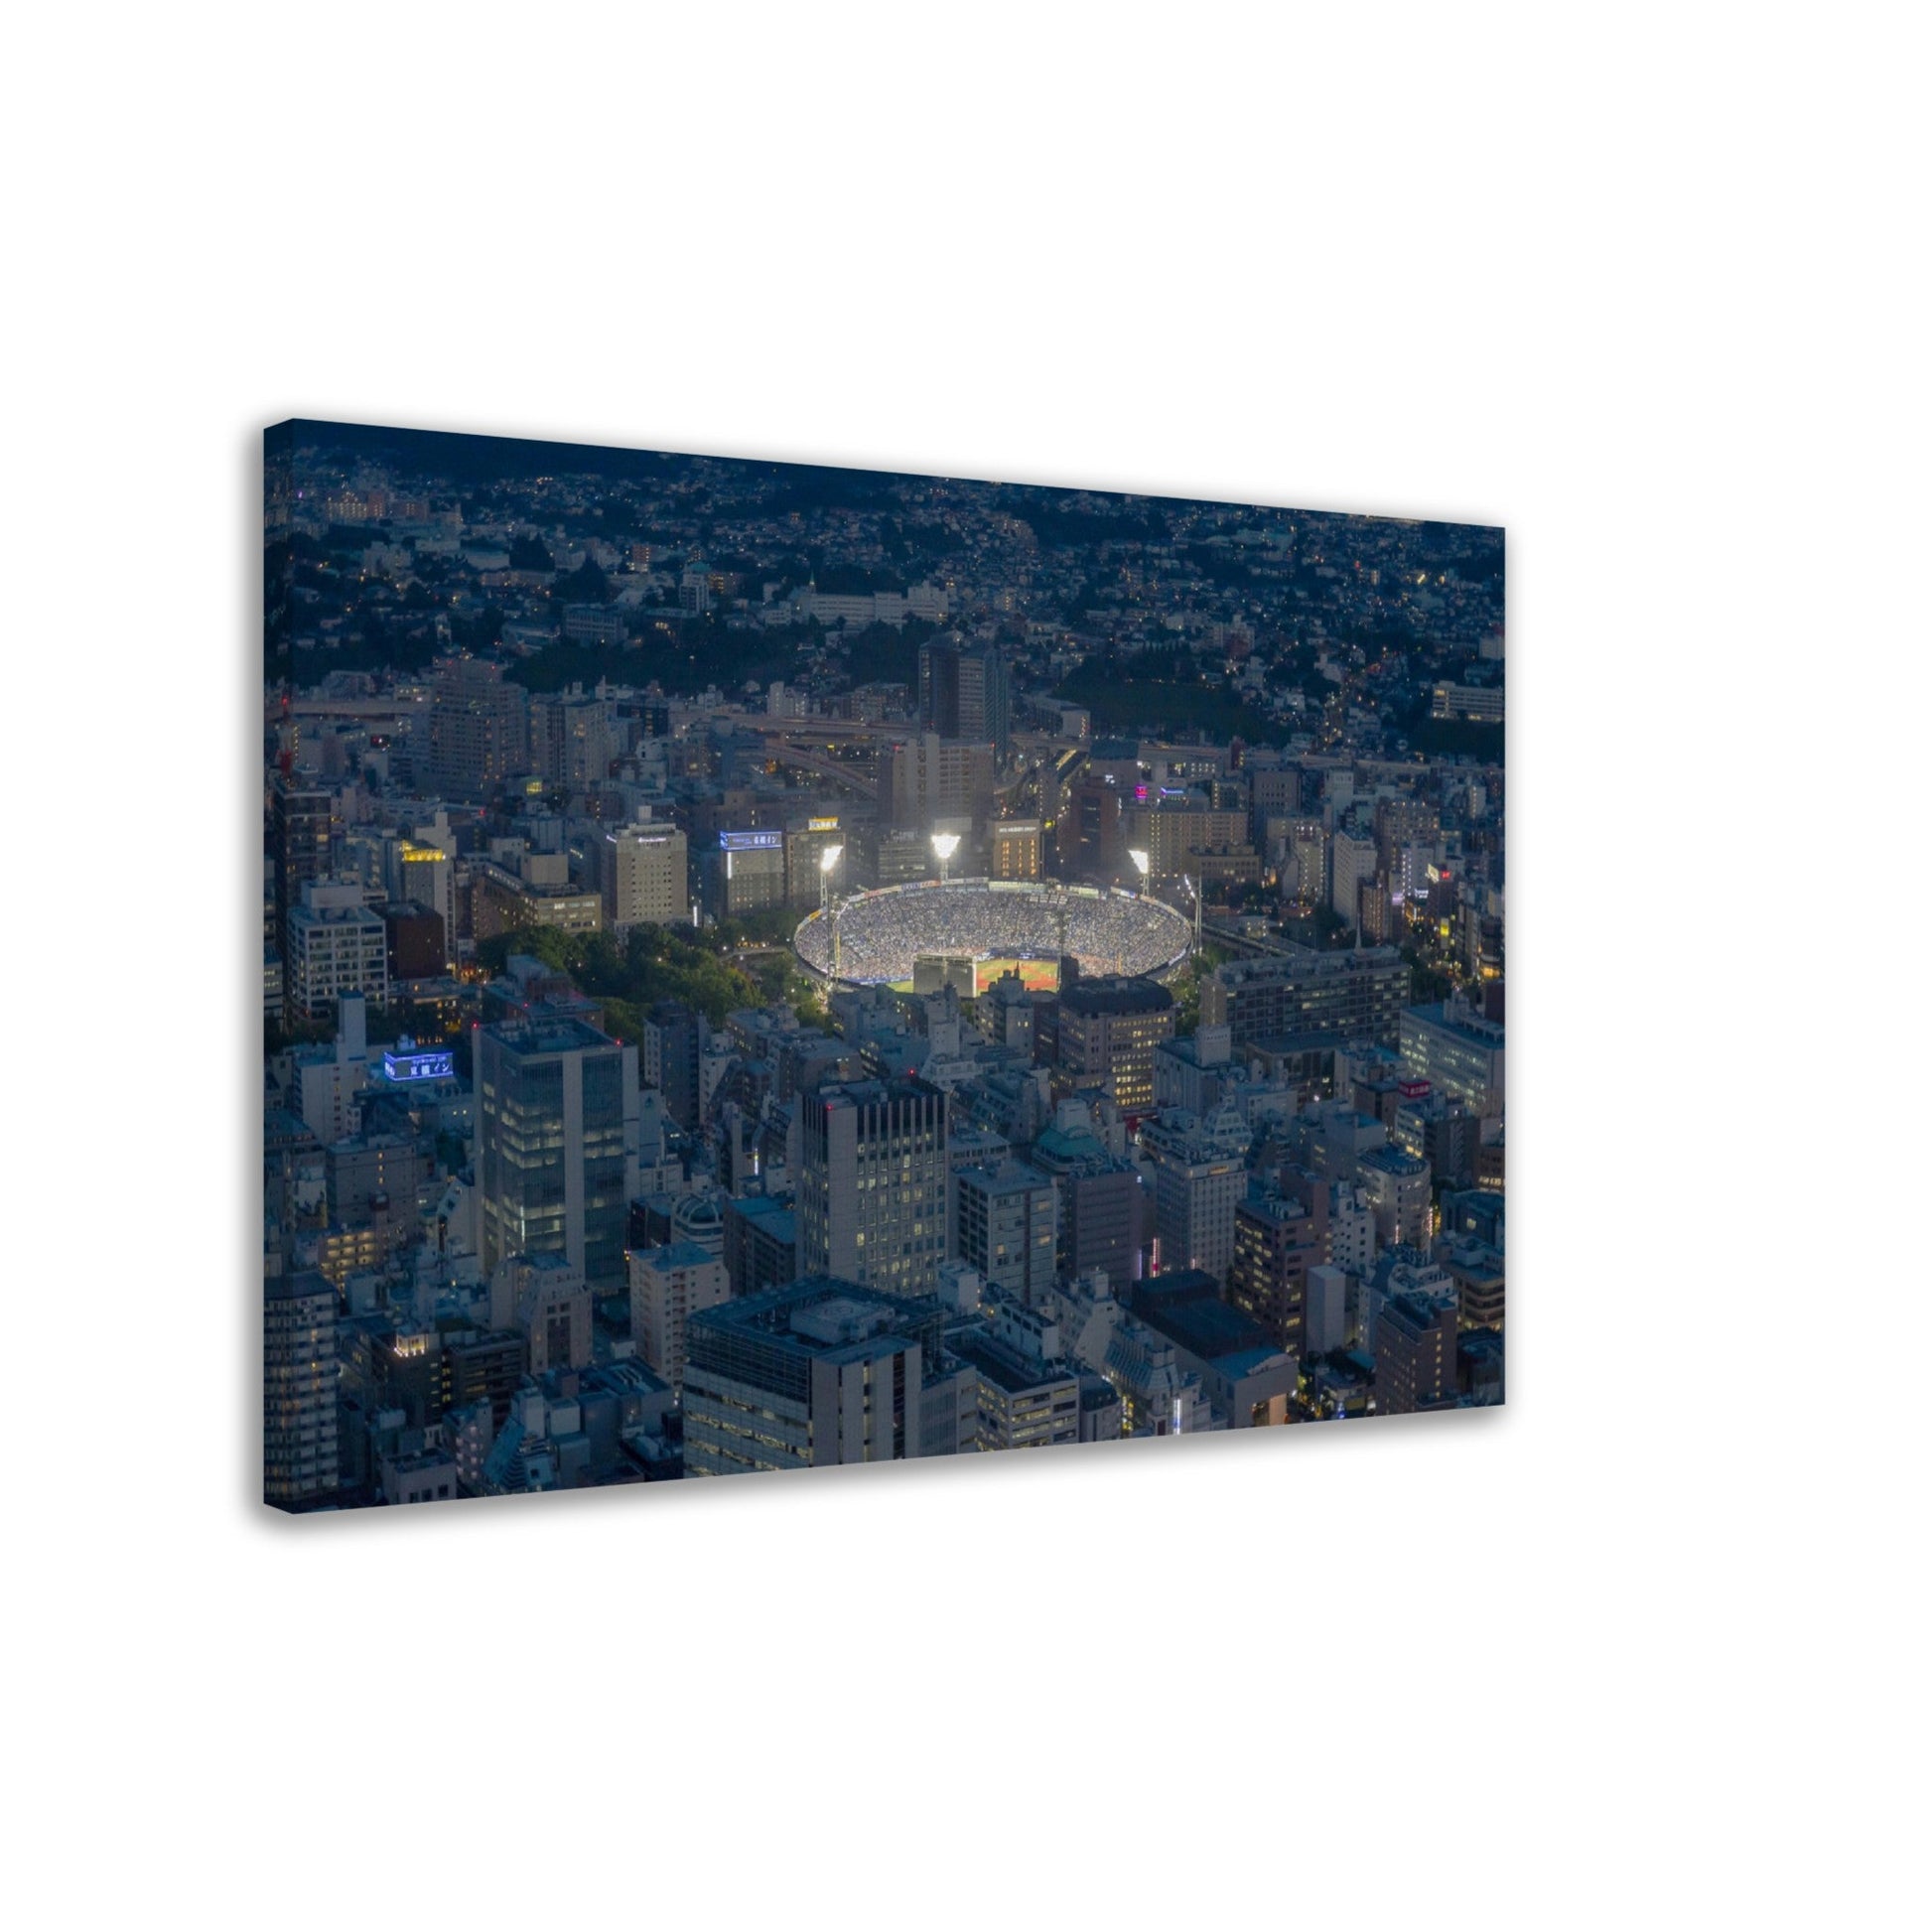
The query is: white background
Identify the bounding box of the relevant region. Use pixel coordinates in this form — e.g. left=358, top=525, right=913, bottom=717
left=7, top=6, right=1923, bottom=1926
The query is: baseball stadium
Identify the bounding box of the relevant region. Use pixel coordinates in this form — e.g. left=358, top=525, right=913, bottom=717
left=793, top=879, right=1194, bottom=994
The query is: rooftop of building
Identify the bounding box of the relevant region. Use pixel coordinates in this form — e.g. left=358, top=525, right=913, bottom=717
left=1059, top=975, right=1174, bottom=1016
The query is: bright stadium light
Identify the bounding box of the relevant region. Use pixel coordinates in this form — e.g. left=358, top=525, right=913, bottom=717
left=818, top=843, right=844, bottom=873
left=818, top=842, right=844, bottom=927
left=931, top=831, right=960, bottom=885
left=1129, top=848, right=1150, bottom=880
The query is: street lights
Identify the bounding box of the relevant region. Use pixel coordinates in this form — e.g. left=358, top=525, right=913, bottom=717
left=931, top=831, right=960, bottom=886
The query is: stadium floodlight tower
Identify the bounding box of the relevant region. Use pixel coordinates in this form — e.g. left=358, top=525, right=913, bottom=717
left=1129, top=848, right=1150, bottom=892
left=931, top=831, right=960, bottom=886
left=820, top=843, right=845, bottom=976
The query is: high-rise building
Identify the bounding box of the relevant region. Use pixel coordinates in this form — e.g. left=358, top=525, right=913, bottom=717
left=627, top=1240, right=729, bottom=1391
left=953, top=1161, right=1059, bottom=1308
left=990, top=818, right=1043, bottom=882
left=1056, top=975, right=1175, bottom=1113
left=642, top=1000, right=706, bottom=1132
left=682, top=1277, right=951, bottom=1475
left=490, top=1251, right=593, bottom=1372
left=1122, top=802, right=1251, bottom=882
left=286, top=881, right=389, bottom=1024
left=603, top=821, right=688, bottom=929
left=1399, top=996, right=1506, bottom=1118
left=1030, top=1113, right=1147, bottom=1291
left=794, top=1078, right=948, bottom=1298
left=1330, top=830, right=1378, bottom=926
left=883, top=733, right=996, bottom=833
left=474, top=1016, right=640, bottom=1291
left=264, top=1270, right=340, bottom=1507
left=919, top=634, right=1010, bottom=759
left=528, top=690, right=617, bottom=789
left=1200, top=946, right=1409, bottom=1049
left=1373, top=1291, right=1459, bottom=1415
left=1287, top=820, right=1327, bottom=903
left=702, top=828, right=785, bottom=919
left=1142, top=1109, right=1249, bottom=1286
left=722, top=1193, right=799, bottom=1300
left=428, top=654, right=529, bottom=800
left=271, top=780, right=335, bottom=1005
left=784, top=815, right=846, bottom=909
left=1065, top=775, right=1125, bottom=880
left=1357, top=1145, right=1432, bottom=1249
left=1227, top=1189, right=1326, bottom=1357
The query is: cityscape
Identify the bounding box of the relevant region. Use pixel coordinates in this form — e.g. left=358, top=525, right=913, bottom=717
left=263, top=420, right=1505, bottom=1510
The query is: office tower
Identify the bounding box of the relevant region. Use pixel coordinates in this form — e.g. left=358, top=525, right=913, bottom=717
left=489, top=1251, right=593, bottom=1372
left=1056, top=976, right=1175, bottom=1114
left=883, top=733, right=996, bottom=832
left=428, top=653, right=529, bottom=800
left=1153, top=1026, right=1234, bottom=1115
left=953, top=1161, right=1059, bottom=1309
left=795, top=1078, right=948, bottom=1298
left=1227, top=1189, right=1326, bottom=1356
left=286, top=881, right=389, bottom=1023
left=1357, top=1145, right=1433, bottom=1249
left=1200, top=946, right=1409, bottom=1049
left=722, top=1193, right=799, bottom=1299
left=919, top=634, right=1010, bottom=759
left=1373, top=1291, right=1459, bottom=1415
left=627, top=1241, right=729, bottom=1391
left=603, top=821, right=688, bottom=930
left=1398, top=995, right=1506, bottom=1118
left=990, top=818, right=1043, bottom=882
left=682, top=1277, right=951, bottom=1475
left=1141, top=1110, right=1249, bottom=1286
left=264, top=1270, right=340, bottom=1507
left=382, top=832, right=455, bottom=932
left=1331, top=829, right=1378, bottom=925
left=474, top=1016, right=640, bottom=1291
left=701, top=828, right=785, bottom=919
left=642, top=1000, right=705, bottom=1132
left=271, top=779, right=335, bottom=1002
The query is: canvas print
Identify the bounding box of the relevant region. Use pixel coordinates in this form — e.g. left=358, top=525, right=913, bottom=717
left=263, top=421, right=1505, bottom=1511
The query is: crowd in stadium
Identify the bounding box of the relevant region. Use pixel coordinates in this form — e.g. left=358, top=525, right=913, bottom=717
left=795, top=882, right=1191, bottom=984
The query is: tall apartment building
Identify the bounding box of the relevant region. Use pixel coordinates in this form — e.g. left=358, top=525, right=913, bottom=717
left=528, top=690, right=617, bottom=789
left=627, top=1240, right=729, bottom=1391
left=1122, top=802, right=1251, bottom=881
left=1330, top=830, right=1378, bottom=925
left=1287, top=820, right=1327, bottom=903
left=1056, top=974, right=1175, bottom=1113
left=794, top=1079, right=949, bottom=1298
left=1373, top=1291, right=1459, bottom=1415
left=1227, top=1189, right=1326, bottom=1357
left=883, top=732, right=996, bottom=833
left=286, top=881, right=388, bottom=1023
left=990, top=818, right=1043, bottom=881
left=603, top=821, right=688, bottom=929
left=474, top=1016, right=640, bottom=1290
left=1030, top=1117, right=1146, bottom=1291
left=683, top=1278, right=952, bottom=1475
left=721, top=1193, right=798, bottom=1300
left=264, top=1270, right=340, bottom=1507
left=1200, top=946, right=1409, bottom=1049
left=918, top=634, right=1010, bottom=759
left=953, top=1161, right=1059, bottom=1309
left=428, top=654, right=529, bottom=800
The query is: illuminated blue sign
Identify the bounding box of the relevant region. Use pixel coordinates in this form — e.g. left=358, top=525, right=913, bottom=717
left=383, top=1046, right=454, bottom=1083
left=719, top=830, right=781, bottom=851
